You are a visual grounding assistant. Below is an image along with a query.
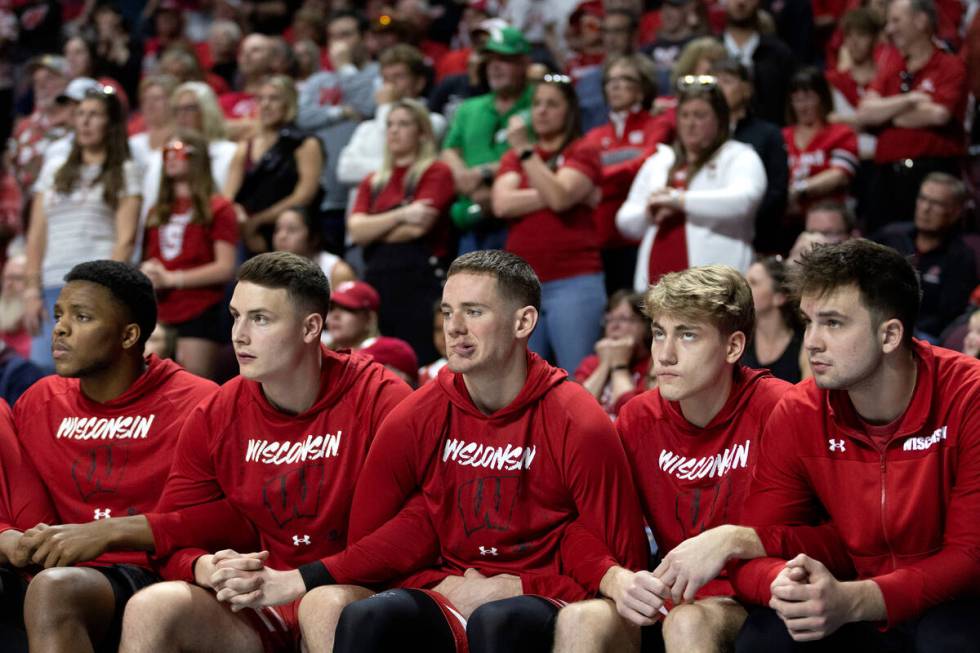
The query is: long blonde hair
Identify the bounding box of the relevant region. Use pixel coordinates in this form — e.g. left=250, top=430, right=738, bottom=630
left=370, top=99, right=437, bottom=198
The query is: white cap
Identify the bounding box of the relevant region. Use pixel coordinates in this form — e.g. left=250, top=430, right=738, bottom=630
left=56, top=77, right=100, bottom=103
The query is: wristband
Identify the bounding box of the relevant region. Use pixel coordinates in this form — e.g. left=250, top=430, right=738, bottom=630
left=299, top=560, right=336, bottom=590
left=519, top=148, right=535, bottom=162
left=480, top=165, right=495, bottom=186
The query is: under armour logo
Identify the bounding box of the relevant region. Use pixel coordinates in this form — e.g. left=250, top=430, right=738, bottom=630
left=93, top=508, right=111, bottom=520
left=828, top=439, right=846, bottom=452
left=479, top=546, right=498, bottom=556
left=292, top=534, right=311, bottom=546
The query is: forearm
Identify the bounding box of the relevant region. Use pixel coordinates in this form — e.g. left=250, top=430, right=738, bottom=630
left=251, top=186, right=319, bottom=226
left=581, top=365, right=610, bottom=400
left=522, top=155, right=579, bottom=212
left=724, top=525, right=767, bottom=560
left=103, top=515, right=157, bottom=552
left=169, top=259, right=236, bottom=289
left=801, top=168, right=849, bottom=197
left=0, top=529, right=21, bottom=564
left=892, top=102, right=950, bottom=128
left=598, top=564, right=631, bottom=600
left=845, top=579, right=887, bottom=623
left=856, top=95, right=916, bottom=126
left=491, top=188, right=545, bottom=219
left=607, top=368, right=635, bottom=403
left=348, top=209, right=404, bottom=245
left=383, top=223, right=432, bottom=243
left=25, top=200, right=46, bottom=287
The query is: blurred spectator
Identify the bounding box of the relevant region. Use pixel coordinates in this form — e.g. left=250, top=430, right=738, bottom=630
left=91, top=2, right=141, bottom=104
left=417, top=299, right=447, bottom=385
left=8, top=55, right=70, bottom=201
left=359, top=334, right=419, bottom=386
left=858, top=0, right=966, bottom=234
left=963, top=309, right=980, bottom=359
left=219, top=33, right=274, bottom=128
left=24, top=86, right=141, bottom=369
left=239, top=0, right=294, bottom=35
left=293, top=39, right=322, bottom=86
left=500, top=0, right=564, bottom=66
left=8, top=0, right=61, bottom=63
left=784, top=67, right=859, bottom=229
left=338, top=44, right=446, bottom=191
left=297, top=10, right=379, bottom=252
left=642, top=0, right=698, bottom=97
left=207, top=19, right=242, bottom=89
left=659, top=36, right=726, bottom=114
left=743, top=256, right=808, bottom=383
left=158, top=47, right=231, bottom=96
left=268, top=36, right=296, bottom=77
left=143, top=322, right=173, bottom=359
left=574, top=290, right=652, bottom=418
left=437, top=0, right=496, bottom=82
left=0, top=161, right=21, bottom=272
left=765, top=0, right=816, bottom=65
left=39, top=77, right=101, bottom=168
left=0, top=338, right=43, bottom=405
left=874, top=173, right=977, bottom=342
left=617, top=78, right=766, bottom=289
left=564, top=0, right=605, bottom=84
left=442, top=25, right=532, bottom=255
left=721, top=0, right=796, bottom=125
left=272, top=206, right=357, bottom=288
left=290, top=7, right=327, bottom=50
left=227, top=75, right=324, bottom=253
left=171, top=81, right=239, bottom=195
left=141, top=131, right=238, bottom=379
left=325, top=279, right=381, bottom=349
left=64, top=34, right=103, bottom=83
left=0, top=253, right=31, bottom=358
left=394, top=0, right=450, bottom=64
left=787, top=200, right=858, bottom=263
left=141, top=0, right=195, bottom=76
left=713, top=58, right=789, bottom=255
left=826, top=8, right=882, bottom=131
left=491, top=75, right=605, bottom=371
left=348, top=99, right=454, bottom=364
left=582, top=54, right=671, bottom=294
left=575, top=8, right=642, bottom=131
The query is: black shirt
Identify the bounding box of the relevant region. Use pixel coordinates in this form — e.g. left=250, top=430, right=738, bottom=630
left=733, top=115, right=790, bottom=254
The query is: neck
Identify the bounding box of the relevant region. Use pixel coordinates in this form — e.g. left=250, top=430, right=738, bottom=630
left=494, top=87, right=522, bottom=111
left=905, top=38, right=934, bottom=70
left=755, top=308, right=792, bottom=340
left=914, top=229, right=945, bottom=253
left=538, top=133, right=564, bottom=151
left=678, top=367, right=734, bottom=428
left=259, top=346, right=323, bottom=414
left=174, top=180, right=192, bottom=198
left=847, top=346, right=918, bottom=424
left=393, top=153, right=415, bottom=167
left=730, top=106, right=747, bottom=124
left=79, top=355, right=146, bottom=404
left=81, top=146, right=106, bottom=165
left=463, top=348, right=528, bottom=415
left=727, top=25, right=756, bottom=45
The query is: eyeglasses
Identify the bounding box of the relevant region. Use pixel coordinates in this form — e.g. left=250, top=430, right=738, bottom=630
left=899, top=70, right=914, bottom=93
left=541, top=73, right=572, bottom=85
left=174, top=103, right=200, bottom=114
left=605, top=74, right=642, bottom=86
left=676, top=74, right=718, bottom=91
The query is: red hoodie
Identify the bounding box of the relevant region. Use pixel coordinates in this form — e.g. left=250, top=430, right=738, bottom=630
left=7, top=356, right=217, bottom=568
left=0, top=399, right=57, bottom=534
left=146, top=347, right=412, bottom=581
left=731, top=341, right=980, bottom=627
left=309, top=353, right=647, bottom=602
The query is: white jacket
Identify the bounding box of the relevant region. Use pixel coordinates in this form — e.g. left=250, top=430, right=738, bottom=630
left=616, top=140, right=767, bottom=291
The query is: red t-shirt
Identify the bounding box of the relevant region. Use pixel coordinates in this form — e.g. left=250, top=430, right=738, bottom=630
left=825, top=68, right=871, bottom=109
left=784, top=122, right=859, bottom=210
left=573, top=353, right=652, bottom=417
left=318, top=353, right=647, bottom=601
left=499, top=139, right=603, bottom=282
left=146, top=348, right=412, bottom=580
left=352, top=161, right=456, bottom=258
left=581, top=110, right=673, bottom=248
left=435, top=47, right=471, bottom=82
left=8, top=356, right=217, bottom=568
left=143, top=196, right=239, bottom=325
left=219, top=91, right=257, bottom=120
left=869, top=48, right=966, bottom=163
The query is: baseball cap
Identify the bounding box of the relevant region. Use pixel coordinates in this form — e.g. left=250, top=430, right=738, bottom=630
left=360, top=336, right=419, bottom=385
left=481, top=25, right=530, bottom=56
left=56, top=77, right=100, bottom=104
left=331, top=280, right=381, bottom=312
left=27, top=54, right=69, bottom=77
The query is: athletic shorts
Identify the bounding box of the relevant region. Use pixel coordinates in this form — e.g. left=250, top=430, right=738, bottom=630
left=92, top=564, right=161, bottom=652
left=168, top=300, right=227, bottom=343
left=243, top=599, right=302, bottom=653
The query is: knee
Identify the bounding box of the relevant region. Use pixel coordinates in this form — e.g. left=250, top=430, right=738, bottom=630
left=337, top=590, right=404, bottom=632
left=555, top=600, right=621, bottom=641
left=121, top=581, right=196, bottom=637
left=24, top=568, right=91, bottom=621
left=662, top=603, right=711, bottom=646
left=299, top=585, right=370, bottom=627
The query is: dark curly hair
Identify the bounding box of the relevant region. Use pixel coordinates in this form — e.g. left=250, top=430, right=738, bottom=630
left=64, top=260, right=158, bottom=346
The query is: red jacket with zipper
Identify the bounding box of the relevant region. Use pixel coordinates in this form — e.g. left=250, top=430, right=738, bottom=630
left=731, top=341, right=980, bottom=627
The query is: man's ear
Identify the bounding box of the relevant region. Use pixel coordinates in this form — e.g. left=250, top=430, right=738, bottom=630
left=880, top=317, right=904, bottom=354
left=725, top=330, right=747, bottom=364
left=515, top=306, right=538, bottom=340
left=303, top=312, right=325, bottom=344
left=122, top=323, right=142, bottom=351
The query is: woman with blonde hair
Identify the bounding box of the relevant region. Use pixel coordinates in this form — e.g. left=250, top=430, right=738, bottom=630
left=141, top=129, right=238, bottom=379
left=348, top=98, right=455, bottom=363
left=225, top=74, right=323, bottom=253
left=170, top=81, right=237, bottom=188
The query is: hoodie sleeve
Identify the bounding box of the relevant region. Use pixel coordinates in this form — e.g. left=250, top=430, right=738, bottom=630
left=3, top=399, right=59, bottom=534
left=555, top=391, right=648, bottom=593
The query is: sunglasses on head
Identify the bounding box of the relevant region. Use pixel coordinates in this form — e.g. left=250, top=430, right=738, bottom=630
left=163, top=140, right=195, bottom=161
left=676, top=74, right=718, bottom=91
left=541, top=73, right=572, bottom=85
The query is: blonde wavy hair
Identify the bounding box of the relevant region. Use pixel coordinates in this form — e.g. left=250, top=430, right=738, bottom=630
left=371, top=98, right=437, bottom=196
left=172, top=81, right=228, bottom=141
left=644, top=264, right=755, bottom=338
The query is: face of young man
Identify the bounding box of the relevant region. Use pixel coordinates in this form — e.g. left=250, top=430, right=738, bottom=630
left=650, top=314, right=741, bottom=404
left=800, top=284, right=887, bottom=390
left=230, top=281, right=319, bottom=383
left=52, top=281, right=132, bottom=378
left=441, top=272, right=526, bottom=377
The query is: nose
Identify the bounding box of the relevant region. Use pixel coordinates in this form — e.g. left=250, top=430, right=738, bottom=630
left=655, top=336, right=677, bottom=366
left=446, top=311, right=466, bottom=336
left=232, top=318, right=249, bottom=345
left=53, top=314, right=68, bottom=338
left=803, top=323, right=823, bottom=353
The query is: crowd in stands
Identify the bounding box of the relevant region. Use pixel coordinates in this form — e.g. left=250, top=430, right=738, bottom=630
left=0, top=0, right=977, bottom=397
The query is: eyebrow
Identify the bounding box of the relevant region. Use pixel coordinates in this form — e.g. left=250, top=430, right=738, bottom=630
left=650, top=321, right=702, bottom=331
left=229, top=307, right=273, bottom=316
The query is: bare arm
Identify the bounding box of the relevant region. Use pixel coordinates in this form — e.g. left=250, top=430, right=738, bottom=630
left=491, top=171, right=546, bottom=219
left=796, top=168, right=850, bottom=199
left=222, top=142, right=247, bottom=199
left=855, top=91, right=928, bottom=127
left=891, top=100, right=952, bottom=128
left=110, top=195, right=141, bottom=262
left=143, top=241, right=237, bottom=290
left=249, top=138, right=324, bottom=226
left=522, top=155, right=595, bottom=213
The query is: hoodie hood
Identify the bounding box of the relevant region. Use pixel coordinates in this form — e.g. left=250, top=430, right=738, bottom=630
left=76, top=354, right=184, bottom=411
left=662, top=365, right=774, bottom=436
left=436, top=351, right=567, bottom=422
left=246, top=346, right=375, bottom=420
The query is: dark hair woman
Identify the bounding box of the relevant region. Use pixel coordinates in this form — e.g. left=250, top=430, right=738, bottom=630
left=491, top=74, right=606, bottom=372
left=141, top=130, right=238, bottom=380
left=743, top=256, right=810, bottom=383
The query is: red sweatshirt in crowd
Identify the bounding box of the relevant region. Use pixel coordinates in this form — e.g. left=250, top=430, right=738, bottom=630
left=731, top=341, right=980, bottom=627
left=4, top=356, right=216, bottom=568
left=146, top=348, right=412, bottom=581
left=309, top=354, right=647, bottom=602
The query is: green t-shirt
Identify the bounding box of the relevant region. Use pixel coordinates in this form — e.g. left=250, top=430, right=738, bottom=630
left=443, top=86, right=534, bottom=166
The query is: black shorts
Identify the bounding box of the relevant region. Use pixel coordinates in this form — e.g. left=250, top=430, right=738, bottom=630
left=90, top=564, right=161, bottom=653
left=167, top=300, right=228, bottom=343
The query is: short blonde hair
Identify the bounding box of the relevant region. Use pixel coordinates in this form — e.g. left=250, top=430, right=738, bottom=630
left=172, top=81, right=228, bottom=141
left=644, top=265, right=755, bottom=338
left=261, top=74, right=298, bottom=124
left=672, top=37, right=727, bottom=87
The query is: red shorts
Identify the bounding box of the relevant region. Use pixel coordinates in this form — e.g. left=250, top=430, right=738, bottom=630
left=243, top=599, right=302, bottom=653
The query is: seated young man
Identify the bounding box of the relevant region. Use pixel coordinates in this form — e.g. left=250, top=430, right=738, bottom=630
left=198, top=250, right=648, bottom=653
left=0, top=260, right=217, bottom=652
left=732, top=239, right=980, bottom=651
left=551, top=265, right=791, bottom=653
left=95, top=251, right=412, bottom=653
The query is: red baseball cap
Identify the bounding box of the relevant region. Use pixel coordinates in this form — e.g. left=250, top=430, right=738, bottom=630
left=331, top=280, right=381, bottom=312
left=361, top=336, right=419, bottom=385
